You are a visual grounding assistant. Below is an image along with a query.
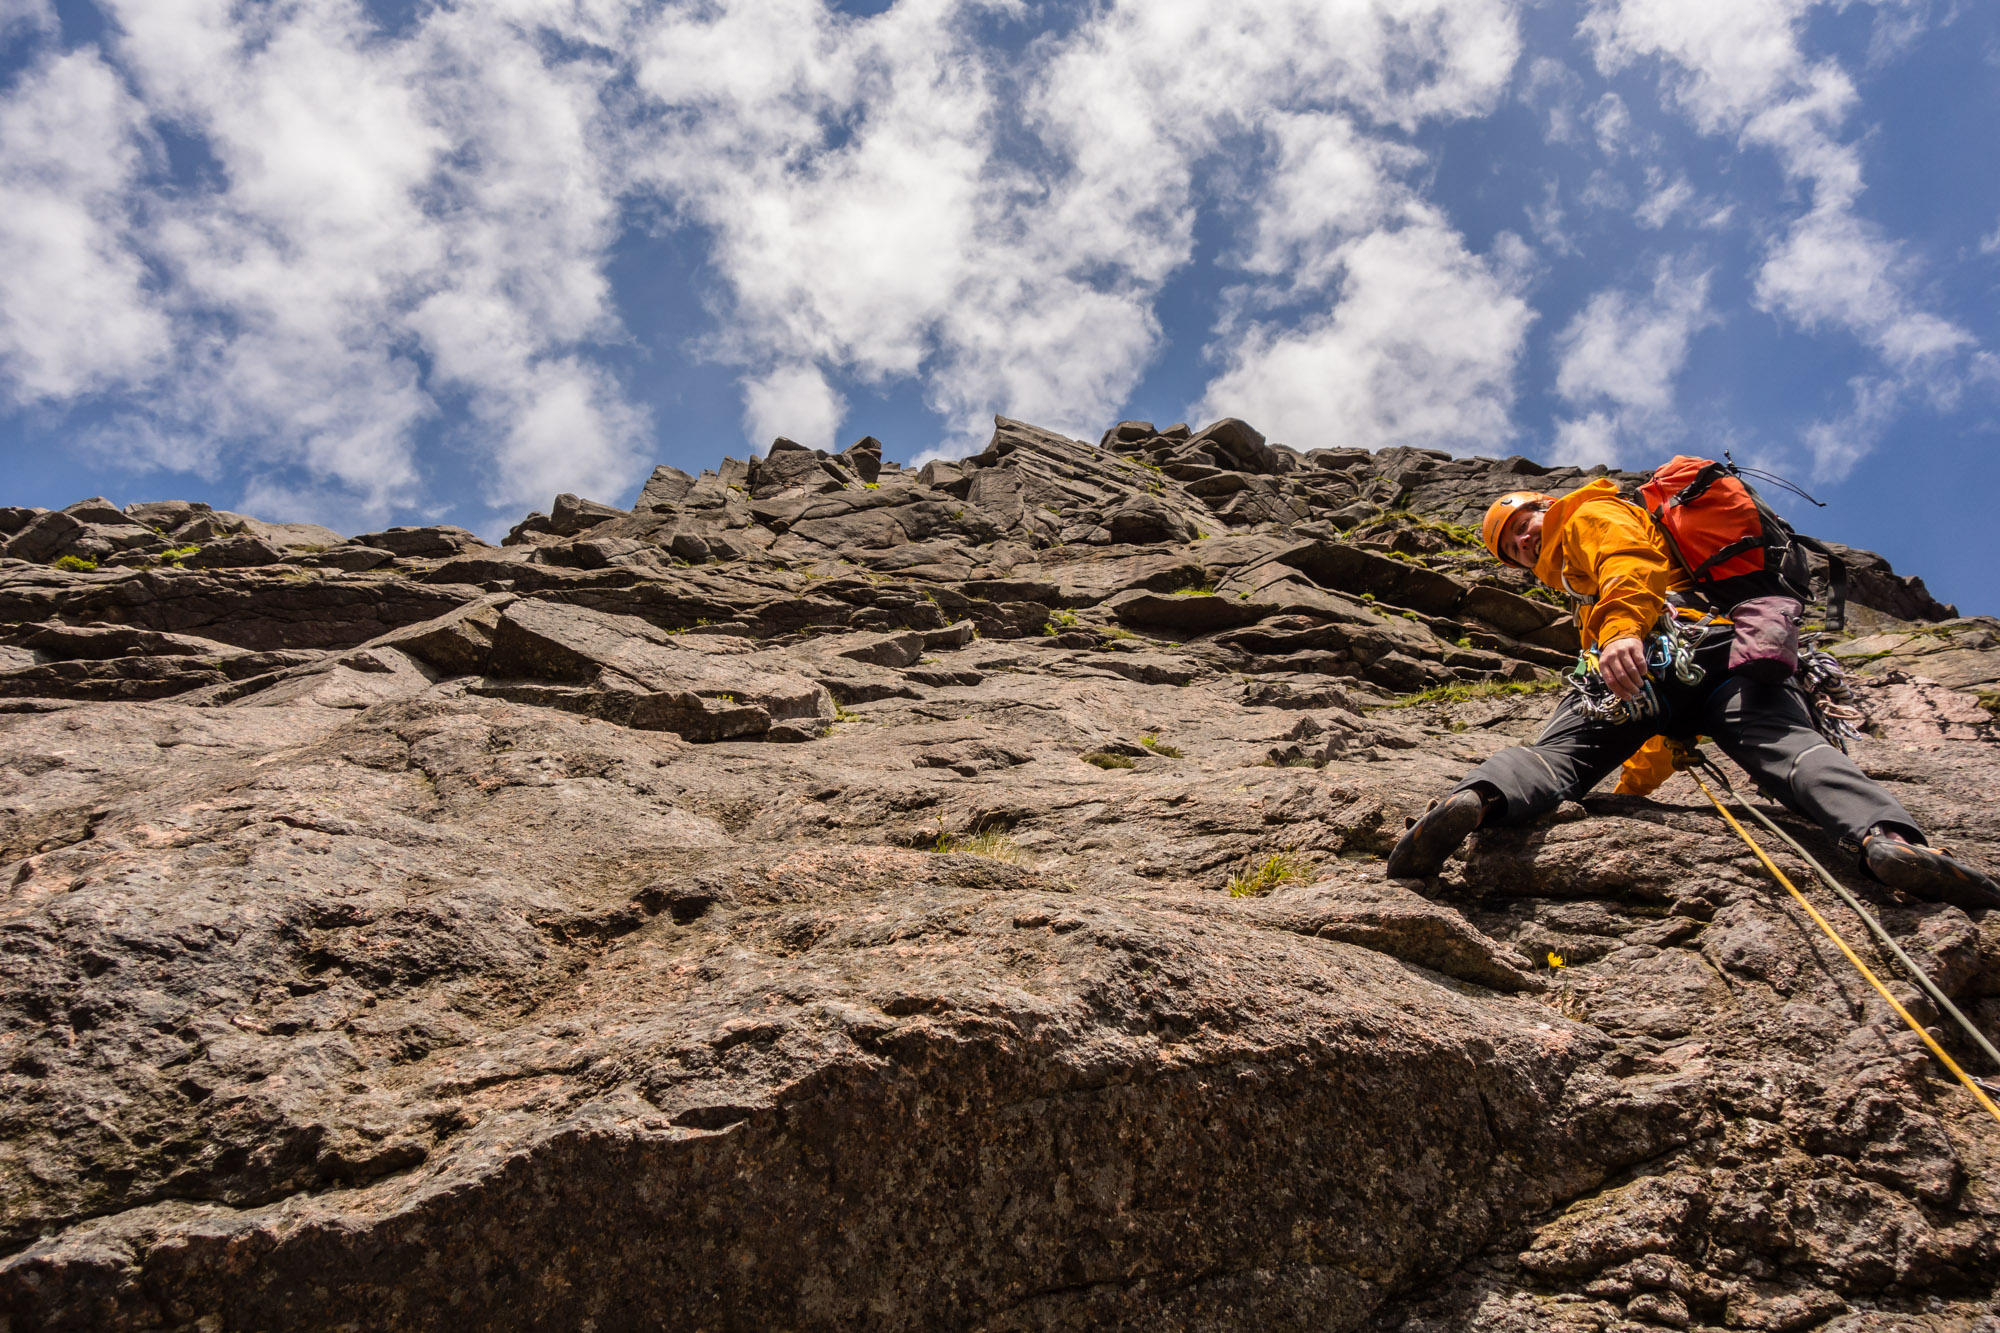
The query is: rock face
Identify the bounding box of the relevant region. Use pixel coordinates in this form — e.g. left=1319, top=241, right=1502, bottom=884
left=2, top=419, right=1997, bottom=1331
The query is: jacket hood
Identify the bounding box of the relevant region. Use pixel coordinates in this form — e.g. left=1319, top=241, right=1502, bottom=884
left=1530, top=478, right=1624, bottom=588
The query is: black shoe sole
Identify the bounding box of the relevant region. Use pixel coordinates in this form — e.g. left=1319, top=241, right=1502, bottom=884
left=1865, top=839, right=2000, bottom=912
left=1386, top=791, right=1485, bottom=880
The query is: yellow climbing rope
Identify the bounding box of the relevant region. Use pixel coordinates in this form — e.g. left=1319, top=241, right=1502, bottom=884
left=1686, top=767, right=2000, bottom=1128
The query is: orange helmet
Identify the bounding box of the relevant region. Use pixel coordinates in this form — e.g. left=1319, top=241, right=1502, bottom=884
left=1482, top=491, right=1557, bottom=567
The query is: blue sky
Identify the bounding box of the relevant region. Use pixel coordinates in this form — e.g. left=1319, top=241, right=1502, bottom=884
left=2, top=0, right=1996, bottom=612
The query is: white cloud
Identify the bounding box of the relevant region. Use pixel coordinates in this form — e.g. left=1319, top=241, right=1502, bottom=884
left=1581, top=0, right=1819, bottom=133
left=1578, top=169, right=1631, bottom=214
left=1549, top=410, right=1620, bottom=467
left=742, top=363, right=846, bottom=453
left=1629, top=170, right=1733, bottom=232
left=0, top=0, right=647, bottom=522
left=1520, top=56, right=1585, bottom=145
left=1549, top=257, right=1714, bottom=465
left=1801, top=373, right=1902, bottom=482
left=1556, top=259, right=1714, bottom=411
left=1194, top=221, right=1533, bottom=453
left=1, top=0, right=1539, bottom=519
left=1633, top=171, right=1694, bottom=228
left=1581, top=0, right=1974, bottom=475
left=1590, top=93, right=1632, bottom=155
left=0, top=50, right=171, bottom=402
left=630, top=0, right=1524, bottom=452
left=1527, top=175, right=1575, bottom=255
left=1756, top=203, right=1970, bottom=367
left=1235, top=113, right=1416, bottom=294
left=0, top=0, right=50, bottom=35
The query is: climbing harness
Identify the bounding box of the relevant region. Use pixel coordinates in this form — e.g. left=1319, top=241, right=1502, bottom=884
left=1681, top=754, right=2000, bottom=1126
left=1565, top=613, right=1707, bottom=725
left=1563, top=613, right=1863, bottom=757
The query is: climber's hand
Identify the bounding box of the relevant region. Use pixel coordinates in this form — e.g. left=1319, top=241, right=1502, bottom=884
left=1599, top=636, right=1648, bottom=700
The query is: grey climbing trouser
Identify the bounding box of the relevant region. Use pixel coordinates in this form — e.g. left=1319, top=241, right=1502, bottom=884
left=1453, top=637, right=1917, bottom=846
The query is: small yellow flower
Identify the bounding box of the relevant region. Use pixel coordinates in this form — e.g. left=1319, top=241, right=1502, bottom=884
left=1547, top=951, right=1566, bottom=969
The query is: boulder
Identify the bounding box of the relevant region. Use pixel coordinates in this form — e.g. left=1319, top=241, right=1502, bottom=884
left=830, top=630, right=927, bottom=669
left=0, top=507, right=45, bottom=537
left=1460, top=583, right=1562, bottom=637
left=251, top=521, right=348, bottom=551
left=370, top=595, right=516, bottom=677
left=1109, top=590, right=1269, bottom=632
left=478, top=599, right=832, bottom=740
left=60, top=497, right=133, bottom=526
left=1188, top=418, right=1285, bottom=475
left=636, top=465, right=698, bottom=512
left=1279, top=541, right=1468, bottom=616
left=1104, top=494, right=1195, bottom=545
left=5, top=512, right=87, bottom=562
left=838, top=436, right=884, bottom=484
left=503, top=512, right=560, bottom=546
left=751, top=448, right=845, bottom=499
left=183, top=534, right=286, bottom=568
left=347, top=525, right=491, bottom=559
left=301, top=545, right=396, bottom=572
left=123, top=500, right=201, bottom=530
left=1251, top=874, right=1544, bottom=991
left=548, top=493, right=626, bottom=537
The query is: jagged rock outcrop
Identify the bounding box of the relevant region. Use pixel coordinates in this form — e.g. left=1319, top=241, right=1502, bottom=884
left=2, top=419, right=1996, bottom=1331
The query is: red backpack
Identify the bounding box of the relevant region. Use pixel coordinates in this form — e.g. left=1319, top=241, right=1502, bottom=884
left=1638, top=456, right=1847, bottom=630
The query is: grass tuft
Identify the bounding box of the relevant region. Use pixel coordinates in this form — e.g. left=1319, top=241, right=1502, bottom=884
left=1081, top=751, right=1136, bottom=770
left=1226, top=850, right=1314, bottom=898
left=1139, top=735, right=1183, bottom=758
left=933, top=829, right=1029, bottom=864
left=52, top=555, right=98, bottom=572
left=1041, top=608, right=1080, bottom=635
left=1374, top=678, right=1564, bottom=709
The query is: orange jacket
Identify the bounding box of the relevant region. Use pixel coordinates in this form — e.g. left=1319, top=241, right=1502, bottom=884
left=1530, top=478, right=1685, bottom=650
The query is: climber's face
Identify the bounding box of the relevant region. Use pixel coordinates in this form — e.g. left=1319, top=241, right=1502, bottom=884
left=1502, top=507, right=1544, bottom=569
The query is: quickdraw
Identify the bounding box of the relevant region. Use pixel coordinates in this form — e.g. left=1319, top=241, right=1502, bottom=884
left=1565, top=615, right=1863, bottom=753
left=1799, top=636, right=1864, bottom=750
left=1565, top=613, right=1707, bottom=724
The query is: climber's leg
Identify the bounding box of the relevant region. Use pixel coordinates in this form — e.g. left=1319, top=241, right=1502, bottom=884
left=1450, top=693, right=1658, bottom=826
left=1703, top=676, right=1915, bottom=844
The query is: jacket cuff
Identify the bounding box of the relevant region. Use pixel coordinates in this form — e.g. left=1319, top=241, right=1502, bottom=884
left=1598, top=616, right=1647, bottom=645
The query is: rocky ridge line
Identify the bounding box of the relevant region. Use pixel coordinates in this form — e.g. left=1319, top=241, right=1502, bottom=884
left=0, top=417, right=1996, bottom=1331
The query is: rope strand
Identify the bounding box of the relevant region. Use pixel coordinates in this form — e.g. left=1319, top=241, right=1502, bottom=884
left=1696, top=761, right=2000, bottom=1077
left=1687, top=767, right=2000, bottom=1128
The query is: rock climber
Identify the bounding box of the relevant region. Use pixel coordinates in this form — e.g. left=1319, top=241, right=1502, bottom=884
left=1385, top=477, right=2000, bottom=910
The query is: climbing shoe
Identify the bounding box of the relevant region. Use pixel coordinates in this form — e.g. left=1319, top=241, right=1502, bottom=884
left=1386, top=789, right=1486, bottom=880
left=1863, top=833, right=2000, bottom=912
